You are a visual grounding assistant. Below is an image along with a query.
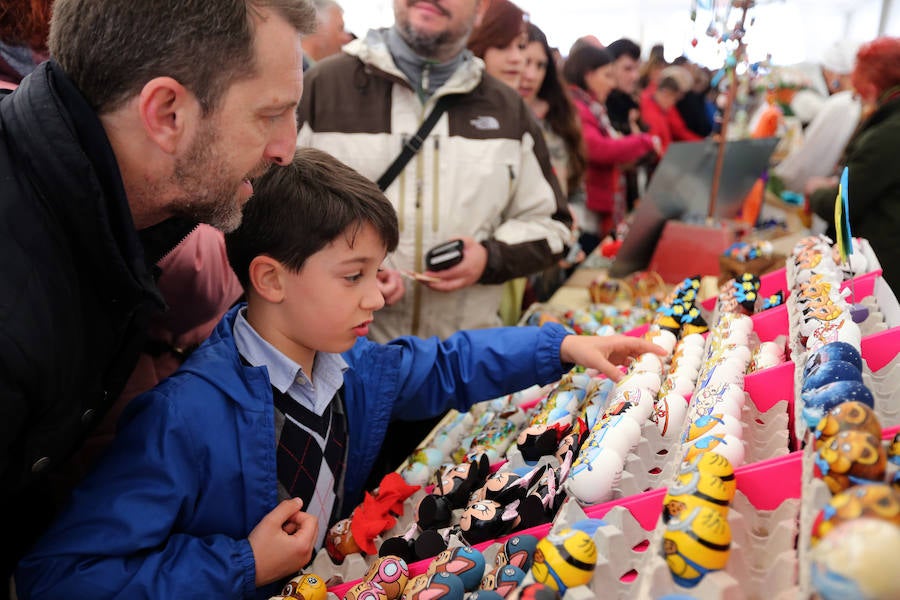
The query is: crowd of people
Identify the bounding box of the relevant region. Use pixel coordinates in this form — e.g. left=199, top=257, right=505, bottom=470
left=1, top=0, right=899, bottom=598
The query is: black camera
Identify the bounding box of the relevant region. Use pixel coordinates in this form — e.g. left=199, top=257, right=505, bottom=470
left=425, top=239, right=465, bottom=271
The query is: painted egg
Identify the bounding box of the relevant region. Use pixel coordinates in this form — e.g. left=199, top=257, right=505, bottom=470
left=662, top=506, right=731, bottom=588
left=649, top=329, right=678, bottom=355
left=813, top=401, right=882, bottom=450
left=801, top=380, right=875, bottom=431
left=683, top=413, right=742, bottom=444
left=614, top=371, right=661, bottom=397
left=662, top=469, right=734, bottom=523
left=812, top=484, right=900, bottom=545
left=810, top=518, right=900, bottom=600
left=566, top=446, right=625, bottom=504
left=401, top=571, right=466, bottom=600
left=653, top=394, right=688, bottom=438
left=813, top=430, right=887, bottom=494
left=345, top=581, right=389, bottom=600
left=679, top=452, right=736, bottom=497
left=279, top=573, right=327, bottom=600
left=889, top=432, right=900, bottom=466
left=681, top=333, right=706, bottom=348
left=531, top=528, right=597, bottom=593
left=364, top=556, right=410, bottom=600
left=507, top=582, right=562, bottom=600
left=683, top=433, right=745, bottom=468
left=803, top=342, right=863, bottom=378
left=427, top=546, right=486, bottom=592
left=582, top=414, right=641, bottom=458
left=480, top=564, right=526, bottom=597
left=802, top=360, right=863, bottom=393
left=495, top=534, right=539, bottom=572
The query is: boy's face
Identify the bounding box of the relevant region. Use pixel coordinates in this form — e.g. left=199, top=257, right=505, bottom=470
left=281, top=223, right=387, bottom=355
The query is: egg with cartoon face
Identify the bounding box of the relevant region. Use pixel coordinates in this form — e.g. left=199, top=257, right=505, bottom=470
left=812, top=484, right=900, bottom=545
left=531, top=528, right=597, bottom=593
left=662, top=506, right=731, bottom=588
left=813, top=430, right=887, bottom=494
left=364, top=556, right=410, bottom=600
left=279, top=573, right=327, bottom=600
left=427, top=546, right=486, bottom=592
left=813, top=401, right=882, bottom=450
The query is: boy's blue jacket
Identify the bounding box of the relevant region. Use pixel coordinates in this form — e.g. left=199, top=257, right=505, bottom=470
left=16, top=305, right=569, bottom=599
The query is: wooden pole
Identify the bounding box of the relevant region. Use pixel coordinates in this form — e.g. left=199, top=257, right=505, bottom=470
left=708, top=0, right=753, bottom=220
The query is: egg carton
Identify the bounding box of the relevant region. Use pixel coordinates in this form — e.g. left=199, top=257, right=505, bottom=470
left=536, top=486, right=801, bottom=600
left=631, top=489, right=800, bottom=600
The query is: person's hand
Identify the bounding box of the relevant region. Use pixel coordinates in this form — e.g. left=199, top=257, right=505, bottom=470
left=424, top=236, right=488, bottom=293
left=559, top=335, right=667, bottom=381
left=377, top=268, right=405, bottom=306
left=650, top=135, right=663, bottom=156
left=803, top=176, right=838, bottom=197
left=249, top=498, right=319, bottom=586
left=628, top=108, right=642, bottom=134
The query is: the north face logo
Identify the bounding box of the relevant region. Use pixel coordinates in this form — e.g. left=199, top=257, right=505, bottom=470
left=470, top=115, right=500, bottom=130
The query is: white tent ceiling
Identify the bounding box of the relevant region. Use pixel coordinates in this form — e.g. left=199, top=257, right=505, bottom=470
left=341, top=0, right=899, bottom=67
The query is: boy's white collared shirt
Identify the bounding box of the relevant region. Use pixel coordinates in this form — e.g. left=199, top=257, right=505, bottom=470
left=232, top=308, right=348, bottom=416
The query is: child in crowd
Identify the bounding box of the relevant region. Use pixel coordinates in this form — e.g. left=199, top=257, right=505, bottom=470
left=16, top=148, right=664, bottom=599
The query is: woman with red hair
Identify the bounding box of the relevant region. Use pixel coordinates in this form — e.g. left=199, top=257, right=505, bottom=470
left=467, top=0, right=527, bottom=89
left=0, top=0, right=52, bottom=88
left=807, top=37, right=900, bottom=292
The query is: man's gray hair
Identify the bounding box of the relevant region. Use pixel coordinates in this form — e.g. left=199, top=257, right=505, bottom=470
left=50, top=0, right=316, bottom=115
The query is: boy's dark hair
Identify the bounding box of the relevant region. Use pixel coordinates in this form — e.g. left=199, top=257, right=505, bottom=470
left=607, top=38, right=641, bottom=61
left=225, top=148, right=400, bottom=291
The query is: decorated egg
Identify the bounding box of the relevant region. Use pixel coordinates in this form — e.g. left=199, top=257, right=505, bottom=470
left=458, top=500, right=520, bottom=546
left=802, top=360, right=863, bottom=393
left=803, top=341, right=863, bottom=378
left=687, top=383, right=744, bottom=423
left=345, top=581, right=389, bottom=600
left=813, top=430, right=887, bottom=494
left=427, top=546, right=486, bottom=591
left=495, top=534, right=539, bottom=572
left=467, top=591, right=505, bottom=600
left=531, top=528, right=597, bottom=592
left=614, top=371, right=661, bottom=397
left=279, top=573, right=327, bottom=600
left=813, top=401, right=882, bottom=450
left=889, top=432, right=900, bottom=466
left=480, top=564, right=526, bottom=597
left=325, top=517, right=361, bottom=563
left=401, top=572, right=465, bottom=600
left=648, top=329, right=678, bottom=355
left=364, top=556, right=410, bottom=599
left=801, top=381, right=875, bottom=431
left=812, top=484, right=900, bottom=545
left=662, top=468, right=734, bottom=523
left=652, top=394, right=688, bottom=438
left=565, top=445, right=625, bottom=504
left=679, top=452, right=737, bottom=497
left=683, top=413, right=742, bottom=444
left=683, top=433, right=745, bottom=468
left=662, top=506, right=731, bottom=588
left=582, top=414, right=640, bottom=458
left=810, top=518, right=900, bottom=600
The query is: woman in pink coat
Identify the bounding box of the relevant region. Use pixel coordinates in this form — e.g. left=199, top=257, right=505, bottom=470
left=563, top=44, right=659, bottom=238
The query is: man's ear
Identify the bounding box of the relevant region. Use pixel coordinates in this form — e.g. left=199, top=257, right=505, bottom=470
left=473, top=0, right=490, bottom=28
left=137, top=76, right=200, bottom=155
left=248, top=255, right=287, bottom=303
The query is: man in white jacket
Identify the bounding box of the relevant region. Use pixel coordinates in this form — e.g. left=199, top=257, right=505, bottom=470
left=297, top=0, right=573, bottom=343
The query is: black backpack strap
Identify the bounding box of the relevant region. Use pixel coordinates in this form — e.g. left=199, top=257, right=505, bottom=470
left=377, top=94, right=459, bottom=191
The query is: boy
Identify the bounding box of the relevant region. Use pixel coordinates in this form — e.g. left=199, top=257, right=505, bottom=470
left=17, top=149, right=664, bottom=599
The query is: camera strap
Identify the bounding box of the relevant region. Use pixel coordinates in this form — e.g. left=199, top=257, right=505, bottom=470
left=377, top=93, right=460, bottom=192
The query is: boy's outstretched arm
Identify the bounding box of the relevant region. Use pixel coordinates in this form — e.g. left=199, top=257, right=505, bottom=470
left=560, top=335, right=668, bottom=382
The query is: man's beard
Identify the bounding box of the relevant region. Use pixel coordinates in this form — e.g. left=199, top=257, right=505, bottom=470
left=170, top=121, right=268, bottom=233
left=398, top=19, right=454, bottom=59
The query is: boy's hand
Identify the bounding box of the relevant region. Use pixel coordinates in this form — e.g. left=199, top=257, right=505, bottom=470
left=559, top=335, right=667, bottom=382
left=424, top=236, right=487, bottom=292
left=249, top=498, right=319, bottom=586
